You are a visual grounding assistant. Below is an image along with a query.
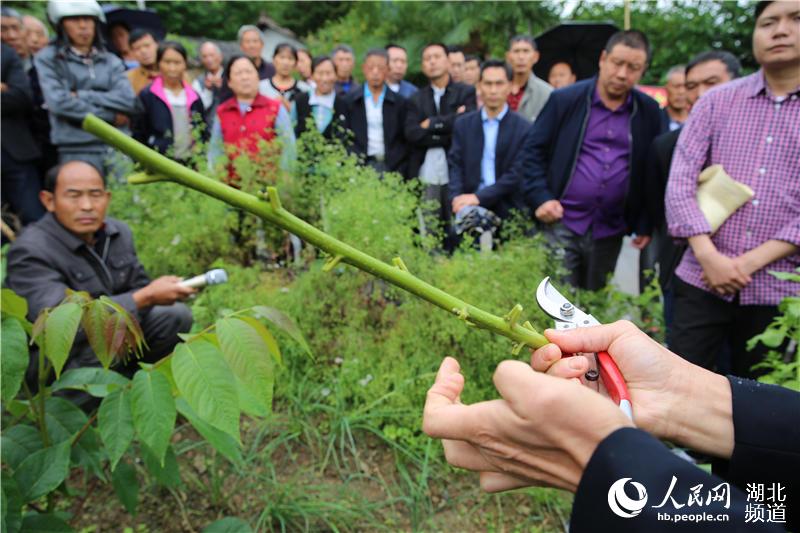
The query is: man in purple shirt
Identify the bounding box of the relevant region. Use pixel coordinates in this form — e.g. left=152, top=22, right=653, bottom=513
left=665, top=0, right=799, bottom=378
left=519, top=30, right=665, bottom=289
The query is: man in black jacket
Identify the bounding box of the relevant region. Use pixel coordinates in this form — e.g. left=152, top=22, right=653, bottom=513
left=6, top=161, right=194, bottom=376
left=519, top=30, right=665, bottom=290
left=423, top=320, right=797, bottom=532
left=342, top=49, right=408, bottom=177
left=405, top=43, right=476, bottom=242
left=1, top=42, right=44, bottom=226
left=447, top=60, right=529, bottom=221
left=643, top=51, right=741, bottom=335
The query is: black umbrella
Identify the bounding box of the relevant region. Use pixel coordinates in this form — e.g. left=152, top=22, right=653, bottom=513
left=101, top=5, right=166, bottom=42
left=533, top=22, right=619, bottom=83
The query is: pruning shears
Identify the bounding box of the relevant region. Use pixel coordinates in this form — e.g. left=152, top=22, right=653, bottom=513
left=535, top=277, right=633, bottom=420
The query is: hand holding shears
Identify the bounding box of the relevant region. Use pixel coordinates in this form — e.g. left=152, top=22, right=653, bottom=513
left=535, top=277, right=633, bottom=420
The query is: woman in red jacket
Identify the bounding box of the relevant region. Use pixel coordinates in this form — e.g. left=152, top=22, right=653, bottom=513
left=207, top=54, right=295, bottom=180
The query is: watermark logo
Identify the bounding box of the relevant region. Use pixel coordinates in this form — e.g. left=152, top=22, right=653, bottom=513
left=608, top=477, right=649, bottom=518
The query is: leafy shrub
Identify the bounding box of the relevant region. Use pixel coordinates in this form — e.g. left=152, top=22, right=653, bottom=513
left=750, top=268, right=800, bottom=391
left=0, top=288, right=306, bottom=532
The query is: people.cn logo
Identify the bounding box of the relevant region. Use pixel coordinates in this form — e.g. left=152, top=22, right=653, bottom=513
left=608, top=478, right=649, bottom=518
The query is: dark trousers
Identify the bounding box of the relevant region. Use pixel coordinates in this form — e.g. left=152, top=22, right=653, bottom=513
left=667, top=277, right=778, bottom=378
left=543, top=222, right=623, bottom=290
left=1, top=148, right=45, bottom=226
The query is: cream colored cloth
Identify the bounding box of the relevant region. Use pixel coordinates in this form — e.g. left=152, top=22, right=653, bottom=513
left=696, top=164, right=755, bottom=233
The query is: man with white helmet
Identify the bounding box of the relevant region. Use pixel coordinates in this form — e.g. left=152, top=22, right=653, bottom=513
left=34, top=0, right=135, bottom=174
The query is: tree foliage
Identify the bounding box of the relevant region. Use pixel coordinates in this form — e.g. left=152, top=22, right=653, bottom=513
left=304, top=1, right=560, bottom=85
left=571, top=0, right=756, bottom=84
left=0, top=289, right=307, bottom=532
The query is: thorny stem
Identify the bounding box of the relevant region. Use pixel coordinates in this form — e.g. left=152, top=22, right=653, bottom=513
left=83, top=115, right=548, bottom=352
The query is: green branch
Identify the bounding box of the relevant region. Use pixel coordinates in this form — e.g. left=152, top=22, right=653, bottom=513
left=83, top=114, right=547, bottom=351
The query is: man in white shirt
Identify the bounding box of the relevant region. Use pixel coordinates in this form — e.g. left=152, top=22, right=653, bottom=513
left=342, top=49, right=408, bottom=177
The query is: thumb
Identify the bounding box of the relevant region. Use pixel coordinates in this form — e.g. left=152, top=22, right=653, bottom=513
left=544, top=321, right=637, bottom=355
left=422, top=357, right=467, bottom=438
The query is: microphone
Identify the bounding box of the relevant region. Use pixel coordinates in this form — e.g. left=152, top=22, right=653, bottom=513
left=178, top=269, right=228, bottom=289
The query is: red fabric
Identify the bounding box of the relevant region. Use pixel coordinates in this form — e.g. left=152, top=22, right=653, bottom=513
left=507, top=83, right=526, bottom=112
left=216, top=94, right=281, bottom=156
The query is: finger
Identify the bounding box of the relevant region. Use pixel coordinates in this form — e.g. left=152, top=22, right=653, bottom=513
left=546, top=356, right=590, bottom=380
left=422, top=358, right=473, bottom=439
left=492, top=360, right=551, bottom=406
left=479, top=471, right=535, bottom=493
left=543, top=320, right=638, bottom=355
left=530, top=343, right=563, bottom=372
left=442, top=439, right=500, bottom=472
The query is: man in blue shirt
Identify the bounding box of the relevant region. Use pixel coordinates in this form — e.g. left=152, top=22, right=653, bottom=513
left=447, top=60, right=529, bottom=221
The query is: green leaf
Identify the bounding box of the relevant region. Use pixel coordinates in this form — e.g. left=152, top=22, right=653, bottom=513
left=80, top=300, right=113, bottom=368
left=130, top=370, right=176, bottom=466
left=43, top=302, right=83, bottom=379
left=112, top=460, right=139, bottom=515
left=141, top=444, right=181, bottom=488
left=175, top=398, right=242, bottom=465
left=202, top=517, right=254, bottom=533
left=51, top=367, right=130, bottom=398
left=1, top=478, right=24, bottom=533
left=237, top=316, right=281, bottom=365
left=1, top=289, right=28, bottom=323
left=1, top=317, right=29, bottom=403
left=171, top=341, right=240, bottom=440
left=19, top=514, right=73, bottom=533
left=216, top=318, right=275, bottom=417
left=768, top=269, right=800, bottom=282
left=750, top=327, right=787, bottom=349
left=251, top=306, right=312, bottom=357
left=13, top=441, right=71, bottom=502
left=43, top=397, right=104, bottom=479
left=1, top=424, right=43, bottom=471
left=98, top=387, right=134, bottom=471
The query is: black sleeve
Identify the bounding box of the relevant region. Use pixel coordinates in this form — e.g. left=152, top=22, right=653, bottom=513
left=643, top=137, right=665, bottom=233
left=446, top=119, right=467, bottom=204
left=1, top=46, right=34, bottom=116
left=571, top=427, right=785, bottom=532
left=712, top=377, right=800, bottom=531
left=404, top=94, right=443, bottom=148
left=517, top=101, right=557, bottom=211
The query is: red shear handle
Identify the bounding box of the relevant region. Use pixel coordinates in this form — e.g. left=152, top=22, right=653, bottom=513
left=596, top=351, right=631, bottom=406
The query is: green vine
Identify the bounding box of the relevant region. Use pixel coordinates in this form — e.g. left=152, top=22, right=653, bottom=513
left=82, top=114, right=547, bottom=351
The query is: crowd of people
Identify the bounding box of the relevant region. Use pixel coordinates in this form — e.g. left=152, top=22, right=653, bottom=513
left=2, top=2, right=800, bottom=375
left=1, top=1, right=798, bottom=387
left=0, top=1, right=798, bottom=528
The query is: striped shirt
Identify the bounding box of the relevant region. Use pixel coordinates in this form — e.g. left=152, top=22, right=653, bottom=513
left=665, top=71, right=800, bottom=306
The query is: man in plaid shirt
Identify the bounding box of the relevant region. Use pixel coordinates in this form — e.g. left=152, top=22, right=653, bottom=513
left=665, top=0, right=799, bottom=378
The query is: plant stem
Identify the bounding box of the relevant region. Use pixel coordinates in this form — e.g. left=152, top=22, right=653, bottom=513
left=37, top=350, right=51, bottom=447
left=71, top=412, right=98, bottom=447
left=83, top=114, right=548, bottom=351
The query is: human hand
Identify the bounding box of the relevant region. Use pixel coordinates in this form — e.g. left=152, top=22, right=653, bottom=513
left=534, top=199, right=563, bottom=223
left=452, top=193, right=480, bottom=213
left=631, top=235, right=651, bottom=250
left=456, top=105, right=466, bottom=114
left=133, top=276, right=195, bottom=308
left=420, top=118, right=431, bottom=129
left=0, top=82, right=8, bottom=92
left=423, top=356, right=632, bottom=493
left=529, top=320, right=734, bottom=459
left=697, top=250, right=751, bottom=295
